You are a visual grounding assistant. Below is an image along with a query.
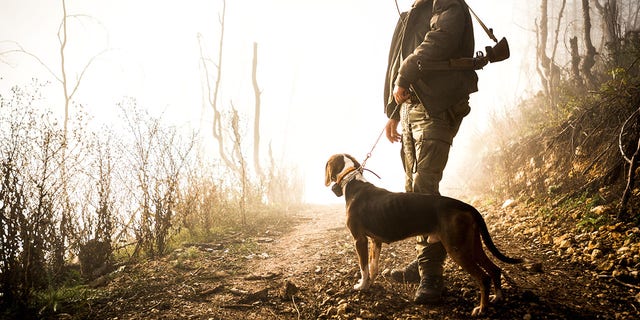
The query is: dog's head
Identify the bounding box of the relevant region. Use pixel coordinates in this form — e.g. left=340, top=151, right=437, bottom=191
left=325, top=154, right=361, bottom=197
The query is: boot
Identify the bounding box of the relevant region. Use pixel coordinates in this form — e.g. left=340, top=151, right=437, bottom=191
left=389, top=259, right=420, bottom=283
left=413, top=239, right=447, bottom=304
left=413, top=274, right=444, bottom=304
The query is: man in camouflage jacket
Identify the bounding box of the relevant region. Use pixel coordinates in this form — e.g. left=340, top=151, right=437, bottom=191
left=383, top=0, right=478, bottom=304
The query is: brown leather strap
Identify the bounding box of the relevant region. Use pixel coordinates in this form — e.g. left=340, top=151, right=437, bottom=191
left=335, top=167, right=357, bottom=186
left=466, top=2, right=498, bottom=43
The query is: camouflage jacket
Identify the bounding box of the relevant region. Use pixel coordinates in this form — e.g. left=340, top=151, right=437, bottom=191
left=384, top=0, right=478, bottom=119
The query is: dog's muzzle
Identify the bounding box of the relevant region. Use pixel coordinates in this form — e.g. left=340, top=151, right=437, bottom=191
left=331, top=183, right=343, bottom=197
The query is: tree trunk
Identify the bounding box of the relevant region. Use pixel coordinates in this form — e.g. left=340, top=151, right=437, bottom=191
left=581, top=0, right=598, bottom=88
left=594, top=0, right=620, bottom=61
left=252, top=42, right=262, bottom=179
left=536, top=0, right=562, bottom=100
left=198, top=0, right=237, bottom=172
left=549, top=0, right=567, bottom=106
left=619, top=107, right=640, bottom=221
left=60, top=0, right=69, bottom=140
left=570, top=36, right=583, bottom=87
left=230, top=107, right=247, bottom=226
left=537, top=0, right=551, bottom=96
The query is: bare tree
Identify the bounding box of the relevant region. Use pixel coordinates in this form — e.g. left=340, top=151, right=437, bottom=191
left=0, top=0, right=108, bottom=140
left=618, top=107, right=640, bottom=220
left=594, top=0, right=621, bottom=60
left=252, top=42, right=263, bottom=179
left=549, top=0, right=568, bottom=106
left=230, top=105, right=248, bottom=225
left=570, top=36, right=584, bottom=86
left=581, top=0, right=598, bottom=88
left=536, top=0, right=562, bottom=99
left=198, top=0, right=239, bottom=172
left=198, top=1, right=276, bottom=214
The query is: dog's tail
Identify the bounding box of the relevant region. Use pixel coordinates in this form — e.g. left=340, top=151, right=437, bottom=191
left=472, top=207, right=523, bottom=264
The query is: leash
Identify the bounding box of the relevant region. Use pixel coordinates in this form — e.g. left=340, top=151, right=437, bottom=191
left=360, top=104, right=401, bottom=175
left=359, top=127, right=383, bottom=178
left=360, top=125, right=386, bottom=169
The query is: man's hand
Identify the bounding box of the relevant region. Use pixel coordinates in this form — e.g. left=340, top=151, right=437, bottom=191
left=393, top=85, right=410, bottom=105
left=385, top=118, right=401, bottom=143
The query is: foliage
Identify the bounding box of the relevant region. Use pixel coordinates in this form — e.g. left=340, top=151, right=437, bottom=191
left=0, top=82, right=303, bottom=315
left=470, top=66, right=639, bottom=205
left=0, top=82, right=72, bottom=310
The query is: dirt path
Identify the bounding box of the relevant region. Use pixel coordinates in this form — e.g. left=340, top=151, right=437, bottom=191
left=251, top=204, right=348, bottom=282
left=77, top=204, right=640, bottom=320
left=244, top=204, right=640, bottom=319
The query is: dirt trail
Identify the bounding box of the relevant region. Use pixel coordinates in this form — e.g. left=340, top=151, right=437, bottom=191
left=78, top=204, right=639, bottom=320
left=251, top=204, right=347, bottom=281
left=245, top=204, right=639, bottom=320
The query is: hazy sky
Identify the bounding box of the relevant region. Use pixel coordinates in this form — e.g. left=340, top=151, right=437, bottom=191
left=0, top=0, right=536, bottom=203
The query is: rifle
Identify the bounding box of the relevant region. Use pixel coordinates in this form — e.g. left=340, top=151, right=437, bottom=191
left=417, top=1, right=510, bottom=72
left=417, top=37, right=510, bottom=71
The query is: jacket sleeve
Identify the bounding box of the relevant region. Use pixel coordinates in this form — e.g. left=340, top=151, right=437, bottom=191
left=395, top=0, right=467, bottom=88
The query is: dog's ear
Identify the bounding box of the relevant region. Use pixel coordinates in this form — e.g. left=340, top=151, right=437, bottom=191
left=324, top=160, right=333, bottom=186
left=324, top=155, right=344, bottom=186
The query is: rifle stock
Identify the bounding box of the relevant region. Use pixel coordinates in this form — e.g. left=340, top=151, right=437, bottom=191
left=485, top=37, right=509, bottom=63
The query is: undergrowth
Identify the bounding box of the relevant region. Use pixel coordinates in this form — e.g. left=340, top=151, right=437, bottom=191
left=471, top=68, right=640, bottom=224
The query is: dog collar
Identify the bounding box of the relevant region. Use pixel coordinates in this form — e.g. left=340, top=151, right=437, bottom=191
left=339, top=168, right=360, bottom=188
left=335, top=167, right=357, bottom=186
left=332, top=167, right=361, bottom=197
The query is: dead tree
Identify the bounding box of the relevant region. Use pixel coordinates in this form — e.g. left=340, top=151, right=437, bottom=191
left=570, top=36, right=584, bottom=87
left=0, top=0, right=108, bottom=140
left=536, top=0, right=563, bottom=101
left=252, top=42, right=263, bottom=179
left=198, top=0, right=238, bottom=172
left=619, top=106, right=640, bottom=220
left=230, top=105, right=247, bottom=225
left=549, top=0, right=568, bottom=106
left=594, top=0, right=621, bottom=61
left=625, top=0, right=640, bottom=31
left=199, top=1, right=268, bottom=210
left=581, top=0, right=598, bottom=88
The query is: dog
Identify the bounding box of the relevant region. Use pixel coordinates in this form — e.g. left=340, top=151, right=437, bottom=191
left=324, top=153, right=523, bottom=316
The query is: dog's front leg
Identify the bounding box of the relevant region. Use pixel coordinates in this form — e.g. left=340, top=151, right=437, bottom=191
left=353, top=236, right=370, bottom=290
left=369, top=239, right=382, bottom=283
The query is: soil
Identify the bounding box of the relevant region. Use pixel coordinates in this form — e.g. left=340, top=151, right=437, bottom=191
left=68, top=203, right=639, bottom=320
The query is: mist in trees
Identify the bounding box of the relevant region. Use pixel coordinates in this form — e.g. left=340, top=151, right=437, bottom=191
left=1, top=0, right=639, bottom=315
left=536, top=0, right=639, bottom=98
left=457, top=0, right=640, bottom=222
left=0, top=0, right=304, bottom=312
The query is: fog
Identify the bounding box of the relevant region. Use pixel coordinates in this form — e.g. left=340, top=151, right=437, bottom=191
left=0, top=0, right=538, bottom=204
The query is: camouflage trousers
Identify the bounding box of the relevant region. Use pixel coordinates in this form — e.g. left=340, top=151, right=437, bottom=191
left=400, top=99, right=470, bottom=276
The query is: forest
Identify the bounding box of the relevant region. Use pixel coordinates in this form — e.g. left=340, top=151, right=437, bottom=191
left=1, top=0, right=639, bottom=319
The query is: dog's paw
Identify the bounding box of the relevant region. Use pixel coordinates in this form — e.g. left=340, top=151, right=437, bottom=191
left=471, top=306, right=486, bottom=317
left=353, top=279, right=370, bottom=291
